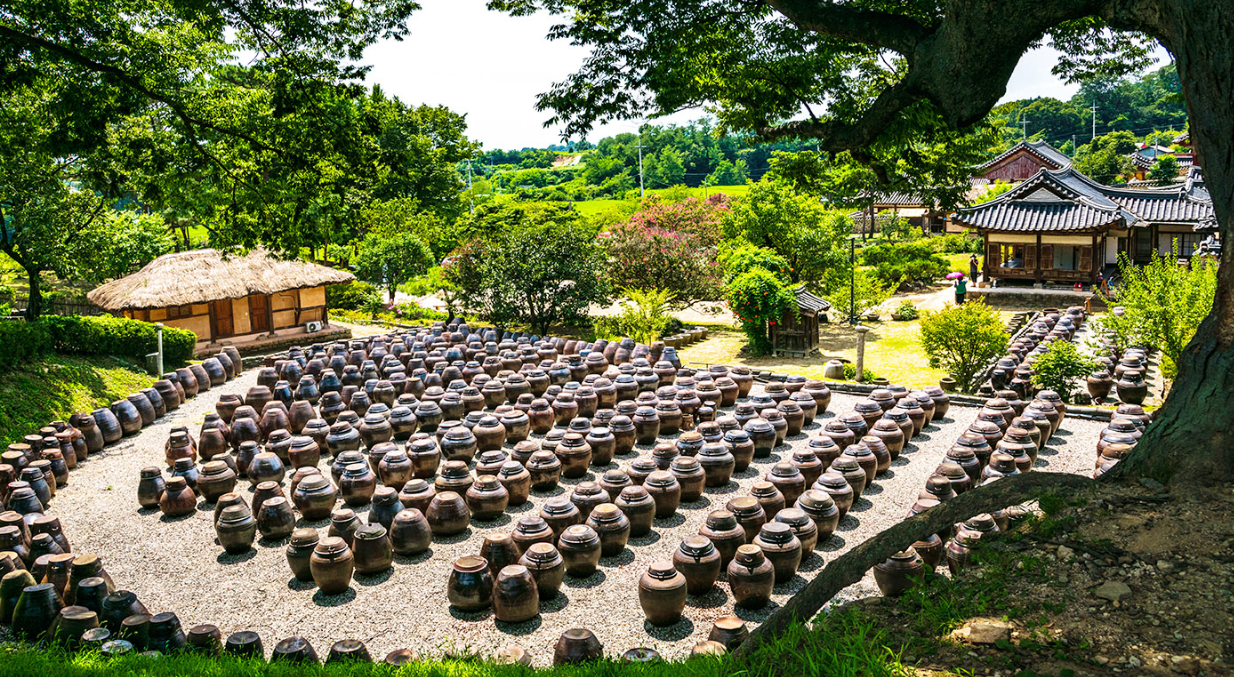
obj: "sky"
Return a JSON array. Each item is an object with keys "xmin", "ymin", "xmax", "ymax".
[{"xmin": 365, "ymin": 0, "xmax": 1166, "ymax": 150}]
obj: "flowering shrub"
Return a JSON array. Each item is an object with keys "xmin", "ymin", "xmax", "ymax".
[
  {"xmin": 726, "ymin": 268, "xmax": 796, "ymax": 356},
  {"xmin": 603, "ymin": 223, "xmax": 723, "ymax": 307}
]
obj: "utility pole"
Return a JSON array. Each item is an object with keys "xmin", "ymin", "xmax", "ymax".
[
  {"xmin": 1072, "ymin": 135, "xmax": 1077, "ymax": 157},
  {"xmin": 1091, "ymin": 102, "xmax": 1097, "ymax": 140},
  {"xmin": 1020, "ymin": 118, "xmax": 1030, "ymax": 140},
  {"xmin": 637, "ymin": 127, "xmax": 645, "ymax": 198},
  {"xmin": 466, "ymin": 160, "xmax": 473, "ymax": 214}
]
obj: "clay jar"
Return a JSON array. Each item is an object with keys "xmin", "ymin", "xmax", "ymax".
[
  {"xmin": 465, "ymin": 476, "xmax": 509, "ymax": 521},
  {"xmin": 638, "ymin": 561, "xmax": 687, "ymax": 626},
  {"xmin": 723, "ymin": 430, "xmax": 755, "ymax": 472},
  {"xmin": 557, "ymin": 525, "xmax": 602, "ymax": 577},
  {"xmin": 447, "ymin": 556, "xmax": 492, "ymax": 611},
  {"xmin": 829, "ymin": 456, "xmax": 868, "ymax": 497},
  {"xmin": 196, "ymin": 461, "xmax": 237, "ymax": 503},
  {"xmin": 407, "ymin": 435, "xmax": 441, "ymax": 479},
  {"xmin": 158, "ymin": 477, "xmax": 197, "ymax": 517},
  {"xmin": 554, "ymin": 628, "xmax": 603, "ymax": 666},
  {"xmin": 697, "ymin": 443, "xmax": 735, "ymax": 487},
  {"xmin": 493, "ymin": 565, "xmax": 539, "ymax": 623},
  {"xmin": 286, "ymin": 529, "xmax": 319, "ymax": 581},
  {"xmin": 257, "ymin": 497, "xmax": 297, "ymax": 540},
  {"xmin": 673, "ymin": 536, "xmax": 722, "ymax": 595},
  {"xmin": 292, "ymin": 474, "xmax": 338, "ymax": 520},
  {"xmin": 338, "ymin": 463, "xmax": 377, "ymax": 507},
  {"xmin": 310, "ymin": 537, "xmax": 354, "ymax": 595},
  {"xmin": 766, "ymin": 463, "xmax": 807, "ymax": 506},
  {"xmin": 727, "ymin": 545, "xmax": 775, "ymax": 608},
  {"xmin": 584, "ymin": 427, "xmax": 616, "ymax": 466},
  {"xmin": 389, "ymin": 509, "xmax": 432, "ymax": 555},
  {"xmin": 699, "ymin": 510, "xmax": 747, "ymax": 568},
  {"xmin": 749, "ymin": 481, "xmax": 786, "ymax": 521},
  {"xmin": 753, "ymin": 522, "xmax": 802, "ymax": 583},
  {"xmin": 352, "ymin": 524, "xmax": 393, "ymax": 575},
  {"xmin": 609, "ymin": 416, "xmax": 637, "ymax": 456},
  {"xmin": 215, "ymin": 504, "xmax": 257, "ymax": 554},
  {"xmin": 440, "ymin": 428, "xmax": 477, "ymax": 463},
  {"xmin": 526, "ymin": 452, "xmax": 562, "ymax": 491},
  {"xmin": 585, "ymin": 503, "xmax": 630, "ymax": 556},
  {"xmin": 425, "ymin": 492, "xmax": 470, "ymax": 536},
  {"xmin": 137, "ymin": 468, "xmax": 165, "ymax": 510},
  {"xmin": 873, "ymin": 548, "xmax": 925, "ymax": 597},
  {"xmin": 512, "ymin": 515, "xmax": 555, "ymax": 554},
  {"xmin": 796, "ymin": 490, "xmax": 841, "ymax": 542},
  {"xmin": 496, "ymin": 462, "xmax": 532, "ymax": 506},
  {"xmin": 612, "ymin": 486, "xmax": 655, "ymax": 537},
  {"xmin": 555, "ymin": 434, "xmax": 592, "ymax": 479},
  {"xmin": 669, "ymin": 457, "xmax": 705, "ymax": 502},
  {"xmin": 726, "ymin": 496, "xmax": 768, "ymax": 544},
  {"xmin": 518, "ymin": 543, "xmax": 565, "ymax": 599},
  {"xmin": 643, "ymin": 471, "xmax": 682, "ymax": 518}
]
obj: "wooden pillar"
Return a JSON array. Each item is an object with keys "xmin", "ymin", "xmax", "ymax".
[{"xmin": 1035, "ymin": 234, "xmax": 1043, "ymax": 284}]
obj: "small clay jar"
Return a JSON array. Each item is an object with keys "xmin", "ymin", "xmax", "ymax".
[
  {"xmin": 310, "ymin": 537, "xmax": 355, "ymax": 595},
  {"xmin": 585, "ymin": 504, "xmax": 630, "ymax": 557},
  {"xmin": 829, "ymin": 455, "xmax": 868, "ymax": 496},
  {"xmin": 699, "ymin": 510, "xmax": 746, "ymax": 568},
  {"xmin": 518, "ymin": 542, "xmax": 565, "ymax": 599},
  {"xmin": 285, "ymin": 529, "xmax": 319, "ymax": 581},
  {"xmin": 512, "ymin": 515, "xmax": 555, "ymax": 554},
  {"xmin": 708, "ymin": 616, "xmax": 749, "ymax": 652},
  {"xmin": 568, "ymin": 482, "xmax": 607, "ymax": 522},
  {"xmin": 753, "ymin": 522, "xmax": 802, "ymax": 583},
  {"xmin": 873, "ymin": 548, "xmax": 925, "ymax": 597},
  {"xmin": 425, "ymin": 491, "xmax": 470, "ymax": 536},
  {"xmin": 726, "ymin": 496, "xmax": 767, "ymax": 543},
  {"xmin": 496, "ymin": 462, "xmax": 532, "ymax": 506},
  {"xmin": 553, "ymin": 627, "xmax": 603, "ymax": 666},
  {"xmin": 727, "ymin": 545, "xmax": 775, "ymax": 608},
  {"xmin": 338, "ymin": 463, "xmax": 377, "ymax": 507},
  {"xmin": 638, "ymin": 560, "xmax": 687, "ymax": 626},
  {"xmin": 614, "ymin": 486, "xmax": 656, "ymax": 537},
  {"xmin": 599, "ymin": 469, "xmax": 632, "ymax": 502},
  {"xmin": 493, "ymin": 564, "xmax": 539, "ymax": 623},
  {"xmin": 352, "ymin": 524, "xmax": 393, "ymax": 575},
  {"xmin": 557, "ymin": 525, "xmax": 602, "ymax": 577},
  {"xmin": 870, "ymin": 419, "xmax": 906, "ymax": 460},
  {"xmin": 643, "ymin": 471, "xmax": 682, "ymax": 519},
  {"xmin": 527, "ymin": 399, "xmax": 555, "ymax": 434},
  {"xmin": 215, "ymin": 504, "xmax": 257, "ymax": 554},
  {"xmin": 795, "ymin": 490, "xmax": 841, "ymax": 542},
  {"xmin": 137, "ymin": 468, "xmax": 165, "ymax": 510},
  {"xmin": 555, "ymin": 434, "xmax": 593, "ymax": 479},
  {"xmin": 748, "ymin": 481, "xmax": 786, "ymax": 521},
  {"xmin": 673, "ymin": 536, "xmax": 722, "ymax": 595},
  {"xmin": 440, "ymin": 427, "xmax": 478, "ymax": 463},
  {"xmin": 447, "ymin": 556, "xmax": 492, "ymax": 612},
  {"xmin": 669, "ymin": 457, "xmax": 705, "ymax": 502},
  {"xmin": 466, "ymin": 475, "xmax": 510, "ymax": 521},
  {"xmin": 257, "ymin": 497, "xmax": 297, "ymax": 540},
  {"xmin": 158, "ymin": 477, "xmax": 197, "ymax": 518}
]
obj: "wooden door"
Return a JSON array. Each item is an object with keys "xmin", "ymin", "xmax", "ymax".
[
  {"xmin": 212, "ymin": 300, "xmax": 234, "ymax": 339},
  {"xmin": 249, "ymin": 295, "xmax": 270, "ymax": 333}
]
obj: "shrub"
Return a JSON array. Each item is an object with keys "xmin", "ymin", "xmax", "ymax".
[
  {"xmin": 326, "ymin": 282, "xmax": 382, "ymax": 311},
  {"xmin": 386, "ymin": 300, "xmax": 449, "ymax": 323},
  {"xmin": 726, "ymin": 268, "xmax": 796, "ymax": 356},
  {"xmin": 41, "ymin": 315, "xmax": 196, "ymax": 367},
  {"xmin": 601, "ymin": 219, "xmax": 724, "ymax": 308},
  {"xmin": 614, "ymin": 288, "xmax": 676, "ymax": 345},
  {"xmin": 892, "ymin": 301, "xmax": 919, "ymax": 321},
  {"xmin": 824, "ymin": 269, "xmax": 893, "ymax": 324},
  {"xmin": 919, "ymin": 301, "xmax": 1009, "ymax": 393},
  {"xmin": 0, "ymin": 321, "xmax": 51, "ymax": 371},
  {"xmin": 718, "ymin": 242, "xmax": 791, "ymax": 281},
  {"xmin": 842, "ymin": 362, "xmax": 878, "ymax": 383},
  {"xmin": 1032, "ymin": 340, "xmax": 1101, "ymax": 403},
  {"xmin": 861, "ymin": 240, "xmax": 951, "ymax": 287},
  {"xmin": 929, "ymin": 234, "xmax": 983, "ymax": 254}
]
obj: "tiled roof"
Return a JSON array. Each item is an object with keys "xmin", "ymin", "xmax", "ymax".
[
  {"xmin": 793, "ymin": 287, "xmax": 831, "ymax": 313},
  {"xmin": 980, "ymin": 140, "xmax": 1072, "ymax": 172},
  {"xmin": 954, "ymin": 166, "xmax": 1214, "ymax": 233}
]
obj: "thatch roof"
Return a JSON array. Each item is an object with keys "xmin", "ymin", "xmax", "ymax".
[{"xmin": 87, "ymin": 248, "xmax": 355, "ymax": 311}]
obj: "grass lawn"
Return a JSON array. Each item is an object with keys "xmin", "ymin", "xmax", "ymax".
[
  {"xmin": 570, "ymin": 185, "xmax": 752, "ymax": 218},
  {"xmin": 0, "ymin": 354, "xmax": 155, "ymax": 447}
]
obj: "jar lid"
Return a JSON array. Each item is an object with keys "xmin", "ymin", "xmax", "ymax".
[
  {"xmin": 758, "ymin": 521, "xmax": 794, "ymax": 544},
  {"xmin": 355, "ymin": 523, "xmax": 387, "ymax": 540},
  {"xmin": 542, "ymin": 498, "xmax": 576, "ymax": 516},
  {"xmin": 315, "ymin": 536, "xmax": 349, "ymax": 554},
  {"xmin": 816, "ymin": 472, "xmax": 850, "ymax": 489},
  {"xmin": 727, "ymin": 496, "xmax": 760, "ymax": 515},
  {"xmin": 515, "ymin": 515, "xmax": 549, "ymax": 532},
  {"xmin": 679, "ymin": 535, "xmax": 715, "ymax": 558},
  {"xmin": 770, "ymin": 462, "xmax": 799, "ymax": 478},
  {"xmin": 290, "ymin": 528, "xmax": 319, "ymax": 546},
  {"xmin": 705, "ymin": 509, "xmax": 737, "ymax": 529},
  {"xmin": 645, "ymin": 470, "xmax": 677, "ymax": 487},
  {"xmin": 559, "ymin": 524, "xmax": 599, "ymax": 545},
  {"xmin": 733, "ymin": 544, "xmax": 763, "ymax": 565},
  {"xmin": 646, "ymin": 560, "xmax": 678, "ymax": 580},
  {"xmin": 589, "ymin": 503, "xmax": 621, "ymax": 521}
]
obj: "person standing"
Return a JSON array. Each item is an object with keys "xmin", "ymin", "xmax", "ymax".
[
  {"xmin": 969, "ymin": 253, "xmax": 979, "ymax": 283},
  {"xmin": 954, "ymin": 275, "xmax": 967, "ymax": 305}
]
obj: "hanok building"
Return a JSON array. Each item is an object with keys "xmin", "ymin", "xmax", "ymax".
[
  {"xmin": 978, "ymin": 140, "xmax": 1073, "ymax": 181},
  {"xmin": 87, "ymin": 248, "xmax": 354, "ymax": 354},
  {"xmin": 954, "ymin": 166, "xmax": 1216, "ymax": 286},
  {"xmin": 769, "ymin": 287, "xmax": 831, "ymax": 358}
]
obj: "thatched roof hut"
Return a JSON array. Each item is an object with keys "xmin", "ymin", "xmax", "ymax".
[{"xmin": 88, "ymin": 248, "xmax": 354, "ymax": 349}]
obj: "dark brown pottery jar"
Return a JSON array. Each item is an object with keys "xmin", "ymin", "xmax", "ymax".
[
  {"xmin": 447, "ymin": 555, "xmax": 492, "ymax": 612},
  {"xmin": 726, "ymin": 496, "xmax": 767, "ymax": 543},
  {"xmin": 796, "ymin": 489, "xmax": 841, "ymax": 542},
  {"xmin": 158, "ymin": 477, "xmax": 196, "ymax": 518},
  {"xmin": 518, "ymin": 542, "xmax": 565, "ymax": 599},
  {"xmin": 699, "ymin": 510, "xmax": 746, "ymax": 568},
  {"xmin": 257, "ymin": 497, "xmax": 297, "ymax": 540},
  {"xmin": 465, "ymin": 476, "xmax": 509, "ymax": 521},
  {"xmin": 774, "ymin": 507, "xmax": 819, "ymax": 553},
  {"xmin": 553, "ymin": 628, "xmax": 603, "ymax": 666},
  {"xmin": 493, "ymin": 564, "xmax": 539, "ymax": 623},
  {"xmin": 643, "ymin": 471, "xmax": 682, "ymax": 518},
  {"xmin": 614, "ymin": 486, "xmax": 656, "ymax": 537},
  {"xmin": 425, "ymin": 491, "xmax": 470, "ymax": 536},
  {"xmin": 285, "ymin": 529, "xmax": 319, "ymax": 581},
  {"xmin": 512, "ymin": 515, "xmax": 555, "ymax": 555},
  {"xmin": 873, "ymin": 548, "xmax": 926, "ymax": 597},
  {"xmin": 749, "ymin": 481, "xmax": 786, "ymax": 521},
  {"xmin": 727, "ymin": 545, "xmax": 774, "ymax": 608},
  {"xmin": 638, "ymin": 560, "xmax": 687, "ymax": 626},
  {"xmin": 352, "ymin": 524, "xmax": 393, "ymax": 575},
  {"xmin": 673, "ymin": 536, "xmax": 722, "ymax": 595},
  {"xmin": 585, "ymin": 503, "xmax": 630, "ymax": 557},
  {"xmin": 310, "ymin": 536, "xmax": 354, "ymax": 595},
  {"xmin": 753, "ymin": 522, "xmax": 802, "ymax": 583},
  {"xmin": 526, "ymin": 452, "xmax": 562, "ymax": 491},
  {"xmin": 389, "ymin": 509, "xmax": 432, "ymax": 556},
  {"xmin": 669, "ymin": 456, "xmax": 705, "ymax": 502},
  {"xmin": 215, "ymin": 504, "xmax": 257, "ymax": 554},
  {"xmin": 557, "ymin": 525, "xmax": 602, "ymax": 577}
]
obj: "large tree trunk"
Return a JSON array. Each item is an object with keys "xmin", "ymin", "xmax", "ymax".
[
  {"xmin": 1108, "ymin": 0, "xmax": 1234, "ymax": 486},
  {"xmin": 24, "ymin": 268, "xmax": 44, "ymax": 321}
]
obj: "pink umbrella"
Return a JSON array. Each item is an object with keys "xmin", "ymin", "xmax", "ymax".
[{"xmin": 945, "ymin": 272, "xmax": 965, "ymax": 280}]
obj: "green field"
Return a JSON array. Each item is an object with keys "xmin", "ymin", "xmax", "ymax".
[{"xmin": 571, "ymin": 184, "xmax": 752, "ymax": 217}]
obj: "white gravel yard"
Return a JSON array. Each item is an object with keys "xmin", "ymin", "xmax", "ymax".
[{"xmin": 48, "ymin": 370, "xmax": 1104, "ymax": 665}]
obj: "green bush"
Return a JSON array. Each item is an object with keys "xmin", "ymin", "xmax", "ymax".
[
  {"xmin": 326, "ymin": 281, "xmax": 382, "ymax": 311},
  {"xmin": 0, "ymin": 321, "xmax": 52, "ymax": 371},
  {"xmin": 42, "ymin": 315, "xmax": 196, "ymax": 367},
  {"xmin": 861, "ymin": 241, "xmax": 951, "ymax": 288},
  {"xmin": 929, "ymin": 234, "xmax": 983, "ymax": 254},
  {"xmin": 726, "ymin": 268, "xmax": 796, "ymax": 356},
  {"xmin": 892, "ymin": 300, "xmax": 919, "ymax": 321},
  {"xmin": 842, "ymin": 362, "xmax": 878, "ymax": 383}
]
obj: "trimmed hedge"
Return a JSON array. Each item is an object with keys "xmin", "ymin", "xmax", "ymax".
[
  {"xmin": 41, "ymin": 315, "xmax": 197, "ymax": 367},
  {"xmin": 0, "ymin": 321, "xmax": 52, "ymax": 371}
]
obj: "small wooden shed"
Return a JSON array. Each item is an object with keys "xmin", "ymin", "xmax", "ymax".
[
  {"xmin": 87, "ymin": 248, "xmax": 354, "ymax": 353},
  {"xmin": 770, "ymin": 287, "xmax": 830, "ymax": 357}
]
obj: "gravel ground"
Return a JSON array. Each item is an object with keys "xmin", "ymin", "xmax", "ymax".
[{"xmin": 49, "ymin": 370, "xmax": 1104, "ymax": 664}]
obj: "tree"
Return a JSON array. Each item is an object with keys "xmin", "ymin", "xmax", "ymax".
[
  {"xmin": 655, "ymin": 147, "xmax": 686, "ymax": 187},
  {"xmin": 449, "ymin": 218, "xmax": 610, "ymax": 335},
  {"xmin": 601, "ymin": 221, "xmax": 724, "ymax": 309},
  {"xmin": 71, "ymin": 211, "xmax": 175, "ymax": 285},
  {"xmin": 1032, "ymin": 340, "xmax": 1101, "ymax": 403},
  {"xmin": 725, "ymin": 267, "xmax": 796, "ymax": 356},
  {"xmin": 354, "ymin": 231, "xmax": 435, "ymax": 301},
  {"xmin": 496, "ymin": 0, "xmax": 1234, "ymax": 650},
  {"xmin": 1149, "ymin": 154, "xmax": 1181, "ymax": 185},
  {"xmin": 1073, "ymin": 131, "xmax": 1139, "ymax": 183},
  {"xmin": 824, "ymin": 269, "xmax": 893, "ymax": 324},
  {"xmin": 860, "ymin": 241, "xmax": 951, "ymax": 289},
  {"xmin": 707, "ymin": 159, "xmax": 748, "ymax": 186},
  {"xmin": 614, "ymin": 287, "xmax": 676, "ymax": 345},
  {"xmin": 919, "ymin": 301, "xmax": 1009, "ymax": 393},
  {"xmin": 721, "ymin": 179, "xmax": 851, "ymax": 290},
  {"xmin": 1098, "ymin": 249, "xmax": 1217, "ymax": 373}
]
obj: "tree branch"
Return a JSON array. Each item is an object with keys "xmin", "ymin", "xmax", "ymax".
[
  {"xmin": 733, "ymin": 470, "xmax": 1097, "ymax": 658},
  {"xmin": 764, "ymin": 0, "xmax": 931, "ymax": 54}
]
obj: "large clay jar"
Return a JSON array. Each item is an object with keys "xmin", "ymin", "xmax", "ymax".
[
  {"xmin": 774, "ymin": 507, "xmax": 819, "ymax": 554},
  {"xmin": 512, "ymin": 515, "xmax": 555, "ymax": 555},
  {"xmin": 440, "ymin": 428, "xmax": 478, "ymax": 463},
  {"xmin": 447, "ymin": 556, "xmax": 492, "ymax": 611},
  {"xmin": 796, "ymin": 490, "xmax": 841, "ymax": 542},
  {"xmin": 367, "ymin": 487, "xmax": 403, "ymax": 530},
  {"xmin": 397, "ymin": 479, "xmax": 436, "ymax": 516},
  {"xmin": 874, "ymin": 548, "xmax": 926, "ymax": 597},
  {"xmin": 407, "ymin": 435, "xmax": 441, "ymax": 479},
  {"xmin": 310, "ymin": 537, "xmax": 354, "ymax": 594},
  {"xmin": 632, "ymin": 407, "xmax": 661, "ymax": 446},
  {"xmin": 744, "ymin": 419, "xmax": 777, "ymax": 458},
  {"xmin": 726, "ymin": 496, "xmax": 767, "ymax": 544},
  {"xmin": 12, "ymin": 582, "xmax": 63, "ymax": 639},
  {"xmin": 555, "ymin": 434, "xmax": 593, "ymax": 479},
  {"xmin": 465, "ymin": 476, "xmax": 509, "ymax": 521},
  {"xmin": 248, "ymin": 452, "xmax": 286, "ymax": 485},
  {"xmin": 286, "ymin": 529, "xmax": 319, "ymax": 581},
  {"xmin": 609, "ymin": 416, "xmax": 637, "ymax": 456},
  {"xmin": 425, "ymin": 491, "xmax": 470, "ymax": 536},
  {"xmin": 669, "ymin": 457, "xmax": 705, "ymax": 502},
  {"xmin": 256, "ymin": 497, "xmax": 297, "ymax": 540},
  {"xmin": 215, "ymin": 504, "xmax": 257, "ymax": 554},
  {"xmin": 673, "ymin": 536, "xmax": 722, "ymax": 595},
  {"xmin": 158, "ymin": 477, "xmax": 197, "ymax": 517},
  {"xmin": 495, "ymin": 461, "xmax": 531, "ymax": 506},
  {"xmin": 753, "ymin": 522, "xmax": 802, "ymax": 583},
  {"xmin": 727, "ymin": 545, "xmax": 775, "ymax": 608},
  {"xmin": 747, "ymin": 481, "xmax": 785, "ymax": 522},
  {"xmin": 554, "ymin": 628, "xmax": 603, "ymax": 666},
  {"xmin": 110, "ymin": 399, "xmax": 143, "ymax": 436},
  {"xmin": 643, "ymin": 471, "xmax": 682, "ymax": 518},
  {"xmin": 585, "ymin": 504, "xmax": 630, "ymax": 557},
  {"xmin": 829, "ymin": 455, "xmax": 868, "ymax": 497},
  {"xmin": 614, "ymin": 486, "xmax": 656, "ymax": 537},
  {"xmin": 292, "ymin": 474, "xmax": 338, "ymax": 521},
  {"xmin": 638, "ymin": 560, "xmax": 687, "ymax": 626},
  {"xmin": 699, "ymin": 510, "xmax": 746, "ymax": 568},
  {"xmin": 493, "ymin": 565, "xmax": 539, "ymax": 623},
  {"xmin": 388, "ymin": 509, "xmax": 432, "ymax": 556},
  {"xmin": 338, "ymin": 463, "xmax": 377, "ymax": 507},
  {"xmin": 766, "ymin": 462, "xmax": 807, "ymax": 506},
  {"xmin": 526, "ymin": 452, "xmax": 562, "ymax": 491},
  {"xmin": 136, "ymin": 468, "xmax": 165, "ymax": 510},
  {"xmin": 1116, "ymin": 369, "xmax": 1148, "ymax": 405},
  {"xmin": 352, "ymin": 524, "xmax": 393, "ymax": 575},
  {"xmin": 557, "ymin": 525, "xmax": 602, "ymax": 577},
  {"xmin": 196, "ymin": 461, "xmax": 237, "ymax": 503},
  {"xmin": 518, "ymin": 543, "xmax": 565, "ymax": 599}
]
